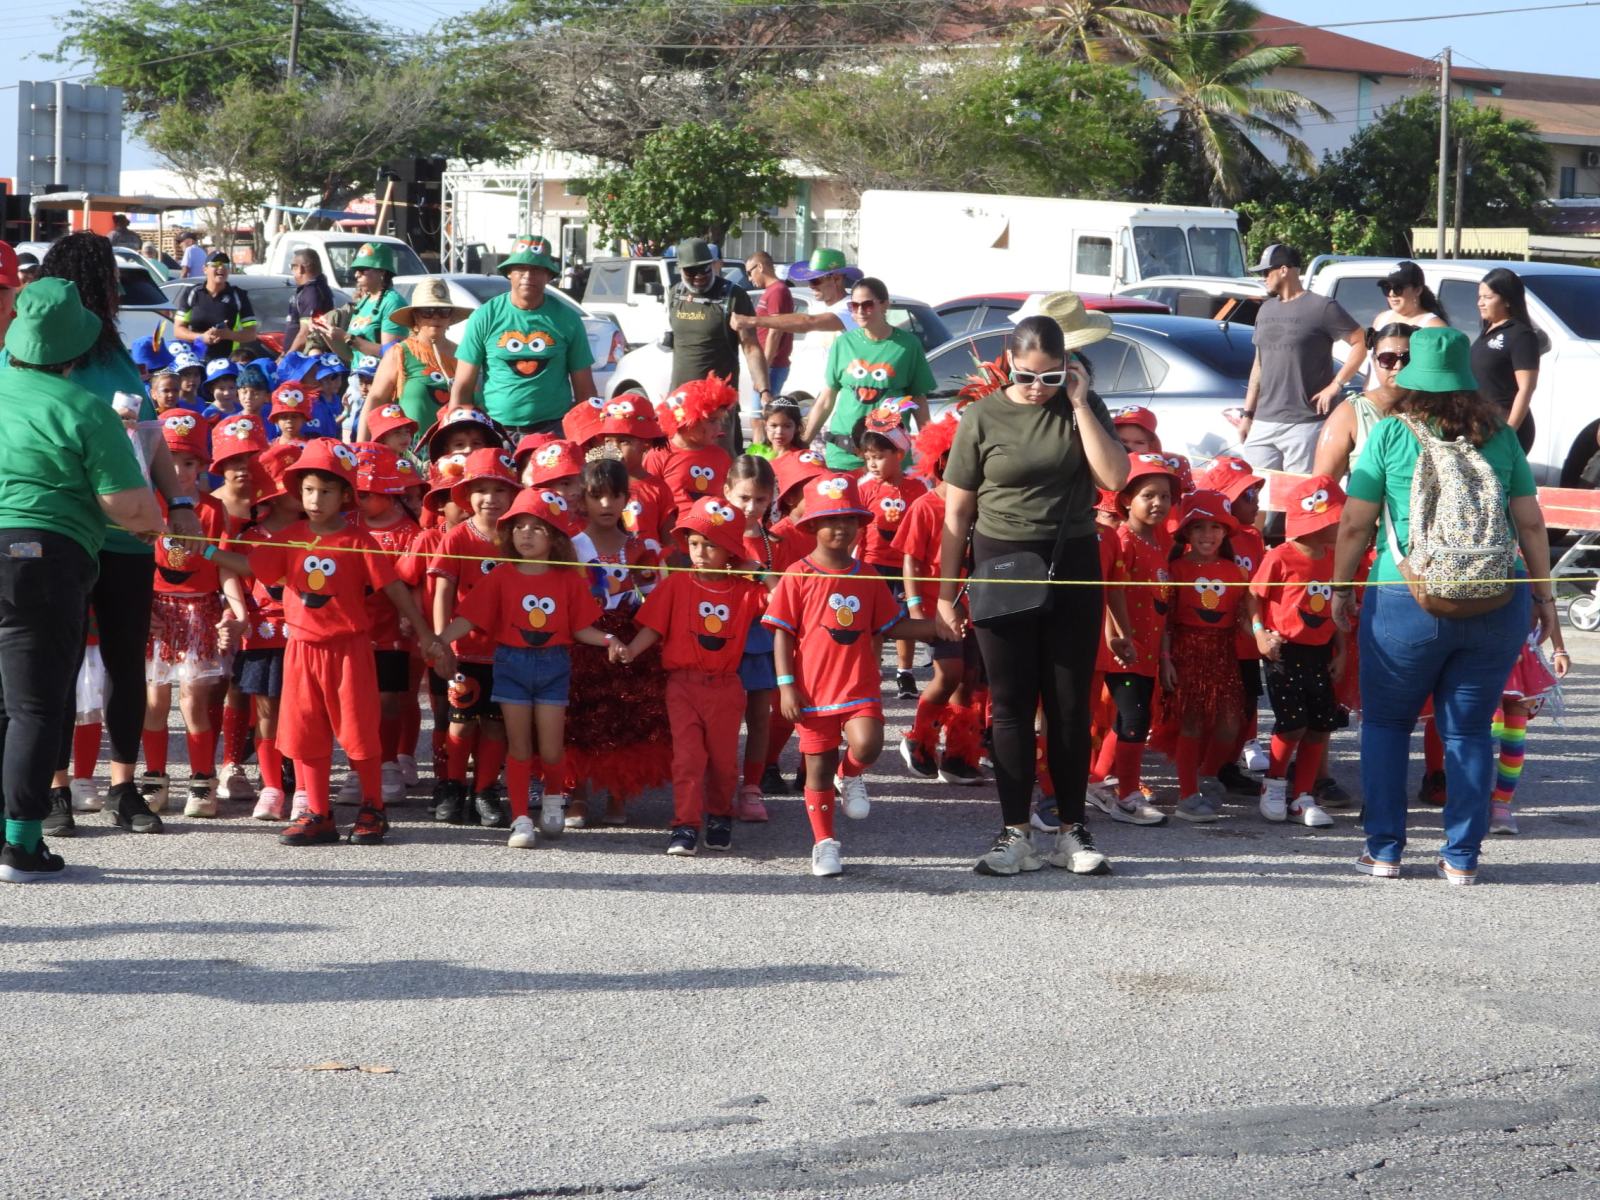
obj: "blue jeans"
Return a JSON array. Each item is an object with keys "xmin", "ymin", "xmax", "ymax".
[{"xmin": 1358, "ymin": 580, "xmax": 1530, "ymax": 870}]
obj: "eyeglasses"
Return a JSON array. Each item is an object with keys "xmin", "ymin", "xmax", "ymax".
[
  {"xmin": 682, "ymin": 265, "xmax": 713, "ymax": 278},
  {"xmin": 1375, "ymin": 351, "xmax": 1411, "ymax": 370},
  {"xmin": 848, "ymin": 299, "xmax": 878, "ymax": 312},
  {"xmin": 1010, "ymin": 368, "xmax": 1068, "ymax": 387}
]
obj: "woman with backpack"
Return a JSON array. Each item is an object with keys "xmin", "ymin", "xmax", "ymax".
[{"xmin": 1330, "ymin": 326, "xmax": 1557, "ymax": 887}]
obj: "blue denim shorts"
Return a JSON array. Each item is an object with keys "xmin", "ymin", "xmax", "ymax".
[
  {"xmin": 739, "ymin": 650, "xmax": 777, "ymax": 692},
  {"xmin": 491, "ymin": 644, "xmax": 572, "ymax": 707}
]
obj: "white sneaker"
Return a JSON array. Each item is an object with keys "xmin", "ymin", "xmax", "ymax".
[
  {"xmin": 1045, "ymin": 823, "xmax": 1111, "ymax": 875},
  {"xmin": 69, "ymin": 778, "xmax": 102, "ymax": 813},
  {"xmin": 1084, "ymin": 779, "xmax": 1118, "ymax": 815},
  {"xmin": 1111, "ymin": 788, "xmax": 1167, "ymax": 826},
  {"xmin": 184, "ymin": 776, "xmax": 219, "ymax": 818},
  {"xmin": 139, "ymin": 772, "xmax": 170, "ymax": 814},
  {"xmin": 974, "ymin": 827, "xmax": 1044, "ymax": 876},
  {"xmin": 507, "ymin": 815, "xmax": 538, "ymax": 849},
  {"xmin": 1259, "ymin": 777, "xmax": 1288, "ymax": 822},
  {"xmin": 338, "ymin": 771, "xmax": 362, "ymax": 803},
  {"xmin": 1289, "ymin": 793, "xmax": 1335, "ymax": 828},
  {"xmin": 811, "ymin": 838, "xmax": 843, "ymax": 877},
  {"xmin": 1241, "ymin": 740, "xmax": 1270, "ymax": 773},
  {"xmin": 252, "ymin": 787, "xmax": 287, "ymax": 821},
  {"xmin": 220, "ymin": 762, "xmax": 254, "ymax": 801},
  {"xmin": 381, "ymin": 761, "xmax": 405, "ymax": 803},
  {"xmin": 290, "ymin": 790, "xmax": 310, "ymax": 821},
  {"xmin": 398, "ymin": 754, "xmax": 420, "ymax": 788},
  {"xmin": 835, "ymin": 772, "xmax": 870, "ymax": 820},
  {"xmin": 539, "ymin": 793, "xmax": 566, "ymax": 839}
]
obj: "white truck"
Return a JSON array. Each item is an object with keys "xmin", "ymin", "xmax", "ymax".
[
  {"xmin": 857, "ymin": 189, "xmax": 1247, "ymax": 306},
  {"xmin": 249, "ymin": 231, "xmax": 427, "ymax": 289}
]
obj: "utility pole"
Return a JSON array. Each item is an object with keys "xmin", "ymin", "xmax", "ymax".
[
  {"xmin": 1452, "ymin": 137, "xmax": 1468, "ymax": 257},
  {"xmin": 287, "ymin": 0, "xmax": 305, "ymax": 81},
  {"xmin": 1436, "ymin": 47, "xmax": 1451, "ymax": 259}
]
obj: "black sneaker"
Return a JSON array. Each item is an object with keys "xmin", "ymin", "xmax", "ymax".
[
  {"xmin": 432, "ymin": 779, "xmax": 466, "ymax": 824},
  {"xmin": 473, "ymin": 784, "xmax": 510, "ymax": 828},
  {"xmin": 895, "ymin": 670, "xmax": 918, "ymax": 700},
  {"xmin": 43, "ymin": 787, "xmax": 76, "ymax": 837},
  {"xmin": 348, "ymin": 803, "xmax": 390, "ymax": 845},
  {"xmin": 899, "ymin": 735, "xmax": 938, "ymax": 778},
  {"xmin": 1315, "ymin": 776, "xmax": 1354, "ymax": 809},
  {"xmin": 759, "ymin": 764, "xmax": 788, "ymax": 795},
  {"xmin": 110, "ymin": 782, "xmax": 163, "ymax": 834},
  {"xmin": 666, "ymin": 825, "xmax": 699, "ymax": 856},
  {"xmin": 937, "ymin": 757, "xmax": 983, "ymax": 786},
  {"xmin": 704, "ymin": 814, "xmax": 733, "ymax": 851},
  {"xmin": 459, "ymin": 780, "xmax": 481, "ymax": 826},
  {"xmin": 0, "ymin": 839, "xmax": 66, "ymax": 883},
  {"xmin": 1218, "ymin": 762, "xmax": 1263, "ymax": 796}
]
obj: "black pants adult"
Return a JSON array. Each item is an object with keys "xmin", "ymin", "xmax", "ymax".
[
  {"xmin": 971, "ymin": 531, "xmax": 1103, "ymax": 828},
  {"xmin": 55, "ymin": 550, "xmax": 155, "ymax": 772},
  {"xmin": 0, "ymin": 530, "xmax": 96, "ymax": 823}
]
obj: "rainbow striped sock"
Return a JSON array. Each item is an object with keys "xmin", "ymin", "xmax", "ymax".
[{"xmin": 1491, "ymin": 712, "xmax": 1528, "ymax": 807}]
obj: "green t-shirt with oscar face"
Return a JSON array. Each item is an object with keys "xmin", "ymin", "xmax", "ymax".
[
  {"xmin": 456, "ymin": 291, "xmax": 595, "ymax": 427},
  {"xmin": 821, "ymin": 326, "xmax": 936, "ymax": 470},
  {"xmin": 348, "ymin": 288, "xmax": 405, "ymax": 369}
]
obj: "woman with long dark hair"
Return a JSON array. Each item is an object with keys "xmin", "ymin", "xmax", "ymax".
[
  {"xmin": 937, "ymin": 297, "xmax": 1128, "ymax": 878},
  {"xmin": 1472, "ymin": 267, "xmax": 1541, "ymax": 453}
]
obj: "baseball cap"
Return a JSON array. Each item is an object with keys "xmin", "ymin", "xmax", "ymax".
[{"xmin": 1248, "ymin": 243, "xmax": 1302, "ymax": 274}]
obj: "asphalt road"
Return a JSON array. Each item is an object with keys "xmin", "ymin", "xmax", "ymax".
[{"xmin": 4, "ymin": 632, "xmax": 1598, "ymax": 1199}]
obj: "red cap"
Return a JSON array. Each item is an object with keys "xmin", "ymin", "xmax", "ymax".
[
  {"xmin": 450, "ymin": 446, "xmax": 521, "ymax": 508},
  {"xmin": 657, "ymin": 374, "xmax": 737, "ymax": 436},
  {"xmin": 420, "ymin": 405, "xmax": 507, "ymax": 460},
  {"xmin": 675, "ymin": 495, "xmax": 748, "ymax": 562},
  {"xmin": 209, "ymin": 414, "xmax": 269, "ymax": 472},
  {"xmin": 513, "ymin": 431, "xmax": 559, "ymax": 467},
  {"xmin": 1170, "ymin": 489, "xmax": 1240, "ymax": 537},
  {"xmin": 271, "ymin": 381, "xmax": 313, "ymax": 415},
  {"xmin": 1284, "ymin": 474, "xmax": 1346, "ymax": 538},
  {"xmin": 1197, "ymin": 454, "xmax": 1263, "ymax": 503},
  {"xmin": 794, "ymin": 473, "xmax": 871, "ymax": 528},
  {"xmin": 368, "ymin": 403, "xmax": 418, "ymax": 442},
  {"xmin": 773, "ymin": 449, "xmax": 829, "ymax": 506},
  {"xmin": 500, "ymin": 484, "xmax": 584, "ymax": 538},
  {"xmin": 284, "ymin": 439, "xmax": 362, "ymax": 509},
  {"xmin": 159, "ymin": 410, "xmax": 209, "ymax": 461},
  {"xmin": 528, "ymin": 439, "xmax": 583, "ymax": 485},
  {"xmin": 0, "ymin": 241, "xmax": 20, "ymax": 290}
]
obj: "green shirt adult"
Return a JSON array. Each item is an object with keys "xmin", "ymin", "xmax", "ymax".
[
  {"xmin": 1347, "ymin": 415, "xmax": 1535, "ymax": 584},
  {"xmin": 821, "ymin": 326, "xmax": 936, "ymax": 471},
  {"xmin": 457, "ymin": 291, "xmax": 594, "ymax": 428},
  {"xmin": 393, "ymin": 341, "xmax": 454, "ymax": 429},
  {"xmin": 348, "ymin": 288, "xmax": 405, "ymax": 368},
  {"xmin": 944, "ymin": 386, "xmax": 1118, "ymax": 543},
  {"xmin": 0, "ymin": 366, "xmax": 149, "ymax": 558}
]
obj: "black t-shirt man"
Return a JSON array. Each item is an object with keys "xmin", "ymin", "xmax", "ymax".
[
  {"xmin": 176, "ymin": 281, "xmax": 257, "ymax": 337},
  {"xmin": 668, "ymin": 275, "xmax": 755, "ymax": 390}
]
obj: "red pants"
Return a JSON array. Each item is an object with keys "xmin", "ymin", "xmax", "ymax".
[
  {"xmin": 278, "ymin": 634, "xmax": 381, "ymax": 763},
  {"xmin": 667, "ymin": 670, "xmax": 744, "ymax": 827}
]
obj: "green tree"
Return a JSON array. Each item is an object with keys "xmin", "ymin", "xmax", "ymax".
[
  {"xmin": 1033, "ymin": 0, "xmax": 1174, "ymax": 63},
  {"xmin": 53, "ymin": 0, "xmax": 385, "ymax": 122},
  {"xmin": 577, "ymin": 122, "xmax": 794, "ymax": 252},
  {"xmin": 1235, "ymin": 199, "xmax": 1385, "ymax": 261},
  {"xmin": 1137, "ymin": 0, "xmax": 1330, "ymax": 202}
]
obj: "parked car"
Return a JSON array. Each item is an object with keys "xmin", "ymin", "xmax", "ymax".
[
  {"xmin": 394, "ymin": 273, "xmax": 627, "ymax": 398},
  {"xmin": 250, "ymin": 231, "xmax": 426, "ymax": 287},
  {"xmin": 605, "ymin": 294, "xmax": 952, "ymax": 409},
  {"xmin": 1115, "ymin": 275, "xmax": 1267, "ymax": 324},
  {"xmin": 925, "ymin": 314, "xmax": 1256, "ymax": 462},
  {"xmin": 113, "ymin": 245, "xmax": 172, "ymax": 284},
  {"xmin": 582, "ymin": 257, "xmax": 753, "ymax": 347},
  {"xmin": 936, "ymin": 291, "xmax": 1169, "ymax": 338},
  {"xmin": 1305, "ymin": 257, "xmax": 1600, "ymax": 486},
  {"xmin": 118, "ymin": 273, "xmax": 352, "ymax": 355}
]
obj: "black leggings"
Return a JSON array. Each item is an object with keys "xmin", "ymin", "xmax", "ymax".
[
  {"xmin": 57, "ymin": 550, "xmax": 155, "ymax": 771},
  {"xmin": 1105, "ymin": 673, "xmax": 1156, "ymax": 743},
  {"xmin": 971, "ymin": 532, "xmax": 1102, "ymax": 827}
]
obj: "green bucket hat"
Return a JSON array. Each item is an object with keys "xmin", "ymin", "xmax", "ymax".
[
  {"xmin": 497, "ymin": 234, "xmax": 561, "ymax": 276},
  {"xmin": 349, "ymin": 241, "xmax": 397, "ymax": 274},
  {"xmin": 1395, "ymin": 325, "xmax": 1478, "ymax": 394},
  {"xmin": 3, "ymin": 277, "xmax": 102, "ymax": 366}
]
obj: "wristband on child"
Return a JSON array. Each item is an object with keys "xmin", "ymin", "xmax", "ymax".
[
  {"xmin": 906, "ymin": 596, "xmax": 923, "ymax": 607},
  {"xmin": 1251, "ymin": 619, "xmax": 1266, "ymax": 634},
  {"xmin": 776, "ymin": 674, "xmax": 796, "ymax": 686},
  {"xmin": 201, "ymin": 544, "xmax": 218, "ymax": 561}
]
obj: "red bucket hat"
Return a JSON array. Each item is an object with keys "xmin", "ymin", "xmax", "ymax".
[
  {"xmin": 284, "ymin": 438, "xmax": 361, "ymax": 509},
  {"xmin": 159, "ymin": 410, "xmax": 209, "ymax": 460},
  {"xmin": 1119, "ymin": 451, "xmax": 1180, "ymax": 514},
  {"xmin": 1284, "ymin": 474, "xmax": 1346, "ymax": 538},
  {"xmin": 513, "ymin": 431, "xmax": 559, "ymax": 468},
  {"xmin": 594, "ymin": 393, "xmax": 664, "ymax": 443},
  {"xmin": 1111, "ymin": 405, "xmax": 1160, "ymax": 442},
  {"xmin": 528, "ymin": 439, "xmax": 584, "ymax": 485},
  {"xmin": 420, "ymin": 406, "xmax": 509, "ymax": 460},
  {"xmin": 1197, "ymin": 454, "xmax": 1263, "ymax": 503},
  {"xmin": 676, "ymin": 495, "xmax": 748, "ymax": 562},
  {"xmin": 368, "ymin": 402, "xmax": 418, "ymax": 443},
  {"xmin": 450, "ymin": 446, "xmax": 521, "ymax": 508},
  {"xmin": 352, "ymin": 442, "xmax": 401, "ymax": 494},
  {"xmin": 794, "ymin": 473, "xmax": 871, "ymax": 528},
  {"xmin": 209, "ymin": 414, "xmax": 268, "ymax": 472},
  {"xmin": 657, "ymin": 374, "xmax": 737, "ymax": 437},
  {"xmin": 423, "ymin": 451, "xmax": 471, "ymax": 513},
  {"xmin": 1170, "ymin": 489, "xmax": 1240, "ymax": 537},
  {"xmin": 252, "ymin": 441, "xmax": 305, "ymax": 507},
  {"xmin": 561, "ymin": 396, "xmax": 607, "ymax": 445},
  {"xmin": 390, "ymin": 454, "xmax": 424, "ymax": 495},
  {"xmin": 270, "ymin": 381, "xmax": 313, "ymax": 417},
  {"xmin": 500, "ymin": 484, "xmax": 584, "ymax": 538},
  {"xmin": 773, "ymin": 449, "xmax": 829, "ymax": 507}
]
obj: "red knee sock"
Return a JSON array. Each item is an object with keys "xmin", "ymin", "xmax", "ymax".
[
  {"xmin": 543, "ymin": 755, "xmax": 566, "ymax": 795},
  {"xmin": 506, "ymin": 756, "xmax": 532, "ymax": 820},
  {"xmin": 473, "ymin": 738, "xmax": 507, "ymax": 792},
  {"xmin": 804, "ymin": 787, "xmax": 836, "ymax": 841},
  {"xmin": 1176, "ymin": 734, "xmax": 1202, "ymax": 797},
  {"xmin": 943, "ymin": 702, "xmax": 983, "ymax": 764},
  {"xmin": 839, "ymin": 749, "xmax": 869, "ymax": 779},
  {"xmin": 186, "ymin": 729, "xmax": 216, "ymax": 777},
  {"xmin": 1268, "ymin": 734, "xmax": 1297, "ymax": 780},
  {"xmin": 741, "ymin": 753, "xmax": 765, "ymax": 790},
  {"xmin": 765, "ymin": 711, "xmax": 794, "ymax": 768},
  {"xmin": 1423, "ymin": 719, "xmax": 1444, "ymax": 773},
  {"xmin": 351, "ymin": 757, "xmax": 384, "ymax": 806},
  {"xmin": 1203, "ymin": 735, "xmax": 1235, "ymax": 779},
  {"xmin": 1091, "ymin": 732, "xmax": 1118, "ymax": 783},
  {"xmin": 1292, "ymin": 740, "xmax": 1327, "ymax": 798},
  {"xmin": 257, "ymin": 736, "xmax": 284, "ymax": 791},
  {"xmin": 907, "ymin": 697, "xmax": 948, "ymax": 751},
  {"xmin": 445, "ymin": 731, "xmax": 474, "ymax": 783},
  {"xmin": 221, "ymin": 702, "xmax": 248, "ymax": 766},
  {"xmin": 1113, "ymin": 739, "xmax": 1145, "ymax": 799},
  {"xmin": 72, "ymin": 722, "xmax": 101, "ymax": 780},
  {"xmin": 379, "ymin": 714, "xmax": 402, "ymax": 764},
  {"xmin": 299, "ymin": 756, "xmax": 332, "ymax": 815},
  {"xmin": 142, "ymin": 728, "xmax": 168, "ymax": 776}
]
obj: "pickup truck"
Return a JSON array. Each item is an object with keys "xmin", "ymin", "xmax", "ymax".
[
  {"xmin": 580, "ymin": 257, "xmax": 750, "ymax": 347},
  {"xmin": 250, "ymin": 231, "xmax": 427, "ymax": 288}
]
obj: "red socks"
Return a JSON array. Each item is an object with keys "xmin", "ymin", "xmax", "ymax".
[
  {"xmin": 445, "ymin": 731, "xmax": 474, "ymax": 782},
  {"xmin": 765, "ymin": 711, "xmax": 795, "ymax": 768},
  {"xmin": 351, "ymin": 757, "xmax": 384, "ymax": 806},
  {"xmin": 221, "ymin": 701, "xmax": 248, "ymax": 766},
  {"xmin": 299, "ymin": 756, "xmax": 332, "ymax": 815},
  {"xmin": 257, "ymin": 736, "xmax": 284, "ymax": 791},
  {"xmin": 506, "ymin": 756, "xmax": 532, "ymax": 820},
  {"xmin": 1175, "ymin": 734, "xmax": 1202, "ymax": 797},
  {"xmin": 1291, "ymin": 740, "xmax": 1327, "ymax": 797},
  {"xmin": 473, "ymin": 738, "xmax": 507, "ymax": 793},
  {"xmin": 1268, "ymin": 733, "xmax": 1297, "ymax": 779},
  {"xmin": 943, "ymin": 702, "xmax": 983, "ymax": 764},
  {"xmin": 1423, "ymin": 719, "xmax": 1444, "ymax": 773},
  {"xmin": 839, "ymin": 749, "xmax": 869, "ymax": 780},
  {"xmin": 380, "ymin": 715, "xmax": 402, "ymax": 765},
  {"xmin": 142, "ymin": 728, "xmax": 168, "ymax": 775},
  {"xmin": 1203, "ymin": 735, "xmax": 1235, "ymax": 779},
  {"xmin": 72, "ymin": 723, "xmax": 101, "ymax": 780},
  {"xmin": 185, "ymin": 729, "xmax": 216, "ymax": 777},
  {"xmin": 907, "ymin": 698, "xmax": 948, "ymax": 751},
  {"xmin": 804, "ymin": 786, "xmax": 836, "ymax": 841},
  {"xmin": 1113, "ymin": 739, "xmax": 1144, "ymax": 799},
  {"xmin": 741, "ymin": 754, "xmax": 765, "ymax": 790},
  {"xmin": 1091, "ymin": 732, "xmax": 1118, "ymax": 783}
]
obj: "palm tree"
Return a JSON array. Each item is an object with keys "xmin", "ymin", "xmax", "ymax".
[
  {"xmin": 1137, "ymin": 0, "xmax": 1331, "ymax": 202},
  {"xmin": 1033, "ymin": 0, "xmax": 1175, "ymax": 63}
]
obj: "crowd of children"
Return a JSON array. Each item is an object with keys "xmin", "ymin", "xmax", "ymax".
[{"xmin": 51, "ymin": 335, "xmax": 1566, "ymax": 876}]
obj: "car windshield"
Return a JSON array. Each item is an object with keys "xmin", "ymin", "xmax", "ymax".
[
  {"xmin": 1133, "ymin": 227, "xmax": 1192, "ymax": 277},
  {"xmin": 1521, "ymin": 274, "xmax": 1600, "ymax": 341},
  {"xmin": 1188, "ymin": 228, "xmax": 1245, "ymax": 277},
  {"xmin": 324, "ymin": 241, "xmax": 428, "ymax": 287}
]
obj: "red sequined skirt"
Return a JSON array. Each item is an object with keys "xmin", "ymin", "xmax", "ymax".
[
  {"xmin": 1167, "ymin": 624, "xmax": 1243, "ymax": 728},
  {"xmin": 146, "ymin": 593, "xmax": 228, "ymax": 685},
  {"xmin": 565, "ymin": 608, "xmax": 671, "ymax": 799}
]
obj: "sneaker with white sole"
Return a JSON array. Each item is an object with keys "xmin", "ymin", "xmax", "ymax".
[
  {"xmin": 1045, "ymin": 823, "xmax": 1111, "ymax": 875},
  {"xmin": 1435, "ymin": 857, "xmax": 1477, "ymax": 886},
  {"xmin": 1030, "ymin": 801, "xmax": 1063, "ymax": 833},
  {"xmin": 974, "ymin": 827, "xmax": 1044, "ymax": 876},
  {"xmin": 290, "ymin": 790, "xmax": 310, "ymax": 822},
  {"xmin": 1084, "ymin": 779, "xmax": 1118, "ymax": 815},
  {"xmin": 1259, "ymin": 777, "xmax": 1288, "ymax": 822},
  {"xmin": 1111, "ymin": 788, "xmax": 1166, "ymax": 826},
  {"xmin": 733, "ymin": 785, "xmax": 769, "ymax": 822},
  {"xmin": 139, "ymin": 771, "xmax": 170, "ymax": 814},
  {"xmin": 397, "ymin": 754, "xmax": 420, "ymax": 788},
  {"xmin": 1288, "ymin": 793, "xmax": 1334, "ymax": 828},
  {"xmin": 0, "ymin": 839, "xmax": 67, "ymax": 883},
  {"xmin": 937, "ymin": 758, "xmax": 984, "ymax": 786},
  {"xmin": 252, "ymin": 787, "xmax": 288, "ymax": 821},
  {"xmin": 1489, "ymin": 803, "xmax": 1519, "ymax": 835},
  {"xmin": 183, "ymin": 775, "xmax": 219, "ymax": 819},
  {"xmin": 507, "ymin": 815, "xmax": 538, "ymax": 849},
  {"xmin": 1175, "ymin": 793, "xmax": 1220, "ymax": 823},
  {"xmin": 69, "ymin": 778, "xmax": 102, "ymax": 813},
  {"xmin": 381, "ymin": 761, "xmax": 405, "ymax": 803},
  {"xmin": 1241, "ymin": 740, "xmax": 1270, "ymax": 773},
  {"xmin": 835, "ymin": 772, "xmax": 870, "ymax": 820},
  {"xmin": 811, "ymin": 838, "xmax": 843, "ymax": 877},
  {"xmin": 899, "ymin": 735, "xmax": 938, "ymax": 779},
  {"xmin": 338, "ymin": 771, "xmax": 362, "ymax": 804},
  {"xmin": 539, "ymin": 792, "xmax": 566, "ymax": 839},
  {"xmin": 1198, "ymin": 777, "xmax": 1225, "ymax": 799},
  {"xmin": 220, "ymin": 762, "xmax": 254, "ymax": 801},
  {"xmin": 1355, "ymin": 853, "xmax": 1401, "ymax": 879}
]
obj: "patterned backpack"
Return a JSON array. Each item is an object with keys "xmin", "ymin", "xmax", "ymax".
[{"xmin": 1383, "ymin": 414, "xmax": 1517, "ymax": 617}]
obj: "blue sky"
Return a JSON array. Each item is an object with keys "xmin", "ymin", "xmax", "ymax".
[{"xmin": 3, "ymin": 0, "xmax": 1597, "ymax": 182}]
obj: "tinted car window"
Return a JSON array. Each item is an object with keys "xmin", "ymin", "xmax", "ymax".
[
  {"xmin": 118, "ymin": 265, "xmax": 169, "ymax": 308},
  {"xmin": 585, "ymin": 261, "xmax": 625, "ymax": 301},
  {"xmin": 887, "ymin": 303, "xmax": 953, "ymax": 352},
  {"xmin": 1435, "ymin": 279, "xmax": 1481, "ymax": 335},
  {"xmin": 1134, "ymin": 321, "xmax": 1256, "ymax": 382},
  {"xmin": 1329, "ymin": 276, "xmax": 1379, "ymax": 325},
  {"xmin": 1079, "ymin": 337, "xmax": 1130, "ymax": 391},
  {"xmin": 454, "ymin": 276, "xmax": 511, "ymax": 304},
  {"xmin": 928, "ymin": 332, "xmax": 1007, "ymax": 399},
  {"xmin": 938, "ymin": 304, "xmax": 984, "ymax": 337},
  {"xmin": 1521, "ymin": 274, "xmax": 1600, "ymax": 340}
]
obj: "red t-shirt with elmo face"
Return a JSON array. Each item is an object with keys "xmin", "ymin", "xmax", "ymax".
[
  {"xmin": 762, "ymin": 558, "xmax": 903, "ymax": 712},
  {"xmin": 428, "ymin": 520, "xmax": 505, "ymax": 664},
  {"xmin": 1169, "ymin": 558, "xmax": 1248, "ymax": 631},
  {"xmin": 1250, "ymin": 541, "xmax": 1337, "ymax": 647},
  {"xmin": 857, "ymin": 473, "xmax": 928, "ymax": 569},
  {"xmin": 637, "ymin": 570, "xmax": 767, "ymax": 674},
  {"xmin": 246, "ymin": 520, "xmax": 398, "ymax": 642},
  {"xmin": 1095, "ymin": 524, "xmax": 1171, "ymax": 676},
  {"xmin": 456, "ymin": 563, "xmax": 602, "ymax": 650},
  {"xmin": 642, "ymin": 444, "xmax": 732, "ymax": 520}
]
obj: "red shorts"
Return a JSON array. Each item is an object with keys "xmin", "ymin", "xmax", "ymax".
[
  {"xmin": 796, "ymin": 701, "xmax": 884, "ymax": 754},
  {"xmin": 278, "ymin": 633, "xmax": 382, "ymax": 762}
]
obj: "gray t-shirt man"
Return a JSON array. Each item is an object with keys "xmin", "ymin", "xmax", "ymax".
[{"xmin": 1251, "ymin": 292, "xmax": 1359, "ymax": 425}]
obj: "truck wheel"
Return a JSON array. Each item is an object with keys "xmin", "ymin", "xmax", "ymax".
[
  {"xmin": 1568, "ymin": 592, "xmax": 1600, "ymax": 632},
  {"xmin": 1558, "ymin": 422, "xmax": 1600, "ymax": 489}
]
